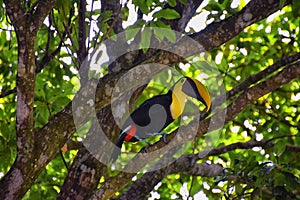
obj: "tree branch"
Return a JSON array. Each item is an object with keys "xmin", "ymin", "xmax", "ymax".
[
  {"xmin": 191, "ymin": 0, "xmax": 292, "ymax": 50},
  {"xmin": 57, "ymin": 104, "xmax": 120, "ymax": 199},
  {"xmin": 57, "ymin": 148, "xmax": 103, "ymax": 200},
  {"xmin": 213, "ymin": 52, "xmax": 300, "ymax": 105},
  {"xmin": 0, "ymin": 87, "xmax": 17, "ymax": 98},
  {"xmin": 32, "ymin": 0, "xmax": 57, "ymax": 31},
  {"xmin": 117, "ymin": 134, "xmax": 300, "ymax": 200},
  {"xmin": 0, "ymin": 0, "xmax": 58, "ymax": 199},
  {"xmin": 77, "ymin": 0, "xmax": 87, "ymax": 64},
  {"xmin": 162, "ymin": 0, "xmax": 204, "ymax": 32},
  {"xmin": 117, "ymin": 161, "xmax": 222, "ymax": 200},
  {"xmin": 101, "ymin": 0, "xmax": 123, "ymax": 34},
  {"xmin": 36, "ymin": 8, "xmax": 73, "ymax": 73},
  {"xmin": 203, "ymin": 135, "xmax": 300, "ymax": 157}
]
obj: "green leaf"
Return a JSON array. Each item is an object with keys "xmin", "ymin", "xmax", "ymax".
[
  {"xmin": 292, "ymin": 0, "xmax": 300, "ymax": 17},
  {"xmin": 168, "ymin": 0, "xmax": 177, "ymax": 7},
  {"xmin": 189, "ymin": 177, "xmax": 202, "ymax": 196},
  {"xmin": 53, "ymin": 96, "xmax": 70, "ymax": 107},
  {"xmin": 273, "ymin": 173, "xmax": 286, "ymax": 187},
  {"xmin": 146, "ymin": 0, "xmax": 153, "ymax": 7},
  {"xmin": 125, "ymin": 26, "xmax": 141, "ymax": 41},
  {"xmin": 153, "ymin": 8, "xmax": 180, "ymax": 20},
  {"xmin": 122, "ymin": 5, "xmax": 129, "ymax": 21},
  {"xmin": 273, "ymin": 140, "xmax": 286, "ymax": 156},
  {"xmin": 162, "ymin": 28, "xmax": 176, "ymax": 43},
  {"xmin": 151, "ymin": 25, "xmax": 176, "ymax": 43},
  {"xmin": 279, "ymin": 0, "xmax": 286, "ymax": 9},
  {"xmin": 140, "ymin": 28, "xmax": 152, "ymax": 51},
  {"xmin": 152, "ymin": 27, "xmax": 165, "ymax": 42},
  {"xmin": 133, "ymin": 0, "xmax": 150, "ymax": 14},
  {"xmin": 37, "ymin": 102, "xmax": 50, "ymax": 125}
]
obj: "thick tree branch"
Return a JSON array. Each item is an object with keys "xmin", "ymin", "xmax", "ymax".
[
  {"xmin": 57, "ymin": 148, "xmax": 103, "ymax": 200},
  {"xmin": 117, "ymin": 159, "xmax": 222, "ymax": 200},
  {"xmin": 0, "ymin": 0, "xmax": 58, "ymax": 199},
  {"xmin": 117, "ymin": 134, "xmax": 300, "ymax": 200},
  {"xmin": 3, "ymin": 0, "xmax": 25, "ymax": 27},
  {"xmin": 5, "ymin": 0, "xmax": 36, "ymax": 168},
  {"xmin": 57, "ymin": 104, "xmax": 119, "ymax": 200},
  {"xmin": 191, "ymin": 0, "xmax": 292, "ymax": 50},
  {"xmin": 32, "ymin": 0, "xmax": 57, "ymax": 30},
  {"xmin": 101, "ymin": 0, "xmax": 123, "ymax": 34}
]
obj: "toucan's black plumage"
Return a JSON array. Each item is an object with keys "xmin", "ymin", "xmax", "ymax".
[{"xmin": 110, "ymin": 76, "xmax": 211, "ymax": 162}]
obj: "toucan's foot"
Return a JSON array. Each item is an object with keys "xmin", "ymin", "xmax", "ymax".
[
  {"xmin": 138, "ymin": 138, "xmax": 151, "ymax": 153},
  {"xmin": 141, "ymin": 146, "xmax": 148, "ymax": 153},
  {"xmin": 150, "ymin": 132, "xmax": 168, "ymax": 143},
  {"xmin": 160, "ymin": 132, "xmax": 168, "ymax": 144}
]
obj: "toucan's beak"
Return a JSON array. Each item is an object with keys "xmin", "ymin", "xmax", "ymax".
[{"xmin": 182, "ymin": 77, "xmax": 211, "ymax": 112}]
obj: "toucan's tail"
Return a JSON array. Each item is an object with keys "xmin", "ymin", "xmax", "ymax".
[{"xmin": 110, "ymin": 133, "xmax": 126, "ymax": 163}]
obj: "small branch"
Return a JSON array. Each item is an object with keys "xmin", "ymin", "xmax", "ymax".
[
  {"xmin": 50, "ymin": 10, "xmax": 79, "ymax": 69},
  {"xmin": 227, "ymin": 52, "xmax": 300, "ymax": 99},
  {"xmin": 203, "ymin": 135, "xmax": 300, "ymax": 157},
  {"xmin": 77, "ymin": 0, "xmax": 87, "ymax": 64},
  {"xmin": 87, "ymin": 0, "xmax": 95, "ymax": 51},
  {"xmin": 36, "ymin": 7, "xmax": 73, "ymax": 73},
  {"xmin": 0, "ymin": 87, "xmax": 17, "ymax": 98},
  {"xmin": 260, "ymin": 104, "xmax": 300, "ymax": 129}
]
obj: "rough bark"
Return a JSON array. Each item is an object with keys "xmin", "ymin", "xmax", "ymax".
[
  {"xmin": 0, "ymin": 0, "xmax": 57, "ymax": 199},
  {"xmin": 57, "ymin": 104, "xmax": 119, "ymax": 200}
]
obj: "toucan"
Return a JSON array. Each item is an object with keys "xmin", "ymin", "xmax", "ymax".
[{"xmin": 110, "ymin": 76, "xmax": 211, "ymax": 162}]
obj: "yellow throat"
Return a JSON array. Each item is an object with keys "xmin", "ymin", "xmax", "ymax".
[{"xmin": 170, "ymin": 80, "xmax": 187, "ymax": 119}]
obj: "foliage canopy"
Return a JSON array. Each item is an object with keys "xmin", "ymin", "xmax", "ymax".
[{"xmin": 0, "ymin": 0, "xmax": 299, "ymax": 199}]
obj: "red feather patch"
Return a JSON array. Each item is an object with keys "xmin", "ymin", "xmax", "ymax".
[{"xmin": 124, "ymin": 125, "xmax": 137, "ymax": 142}]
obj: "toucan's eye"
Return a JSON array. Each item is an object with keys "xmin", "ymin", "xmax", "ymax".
[{"xmin": 180, "ymin": 78, "xmax": 185, "ymax": 83}]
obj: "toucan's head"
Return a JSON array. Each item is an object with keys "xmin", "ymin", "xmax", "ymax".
[{"xmin": 174, "ymin": 77, "xmax": 211, "ymax": 112}]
